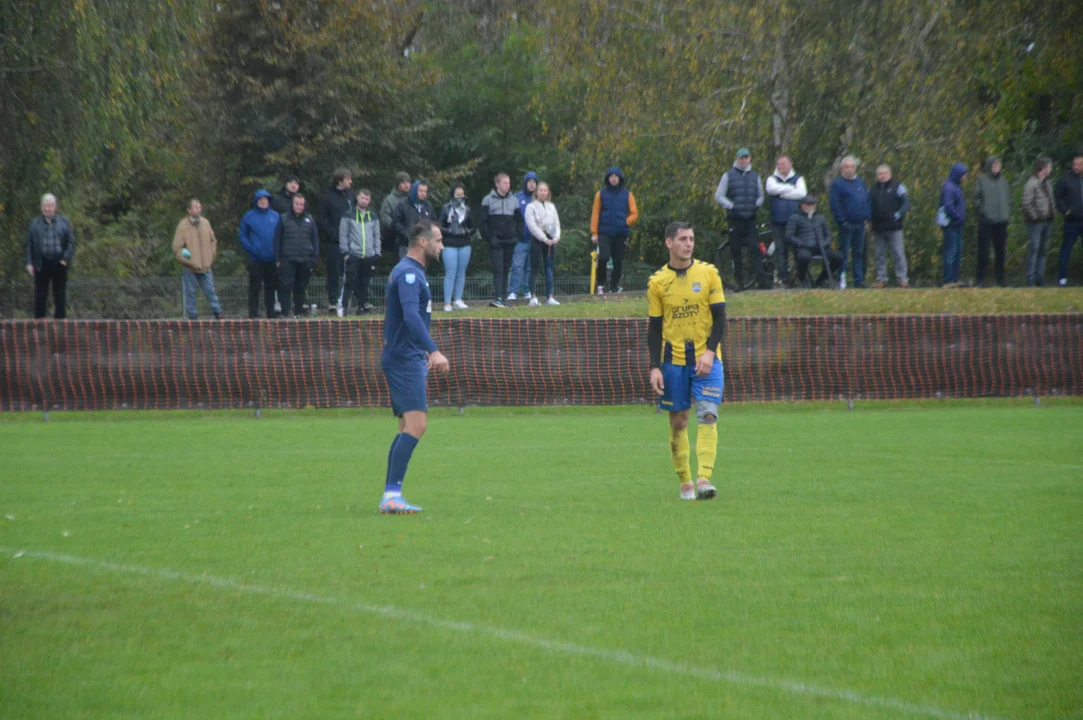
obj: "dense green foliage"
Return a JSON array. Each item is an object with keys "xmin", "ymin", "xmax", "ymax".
[
  {"xmin": 3, "ymin": 0, "xmax": 1081, "ymax": 283},
  {"xmin": 2, "ymin": 403, "xmax": 1081, "ymax": 718}
]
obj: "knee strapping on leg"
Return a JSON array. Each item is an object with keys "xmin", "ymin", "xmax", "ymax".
[{"xmin": 695, "ymin": 400, "xmax": 718, "ymax": 424}]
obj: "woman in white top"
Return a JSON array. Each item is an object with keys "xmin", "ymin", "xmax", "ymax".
[{"xmin": 524, "ymin": 182, "xmax": 561, "ymax": 306}]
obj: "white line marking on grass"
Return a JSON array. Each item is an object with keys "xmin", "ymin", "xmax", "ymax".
[{"xmin": 2, "ymin": 547, "xmax": 1002, "ymax": 720}]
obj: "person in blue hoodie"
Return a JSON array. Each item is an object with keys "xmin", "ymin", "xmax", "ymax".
[
  {"xmin": 940, "ymin": 162, "xmax": 968, "ymax": 287},
  {"xmin": 828, "ymin": 156, "xmax": 871, "ymax": 288},
  {"xmin": 508, "ymin": 171, "xmax": 537, "ymax": 300},
  {"xmin": 393, "ymin": 180, "xmax": 436, "ymax": 259},
  {"xmin": 239, "ymin": 189, "xmax": 281, "ymax": 318}
]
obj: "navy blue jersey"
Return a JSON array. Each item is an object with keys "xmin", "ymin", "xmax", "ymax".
[{"xmin": 382, "ymin": 257, "xmax": 438, "ymax": 367}]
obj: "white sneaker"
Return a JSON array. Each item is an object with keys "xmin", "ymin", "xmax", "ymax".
[
  {"xmin": 336, "ymin": 304, "xmax": 345, "ymax": 318},
  {"xmin": 695, "ymin": 478, "xmax": 717, "ymax": 500},
  {"xmin": 679, "ymin": 482, "xmax": 696, "ymax": 501},
  {"xmin": 524, "ymin": 292, "xmax": 532, "ymax": 300},
  {"xmin": 453, "ymin": 300, "xmax": 468, "ymax": 310},
  {"xmin": 839, "ymin": 272, "xmax": 847, "ymax": 290},
  {"xmin": 596, "ymin": 286, "xmax": 605, "ymax": 295},
  {"xmin": 507, "ymin": 292, "xmax": 518, "ymax": 301},
  {"xmin": 1059, "ymin": 278, "xmax": 1068, "ymax": 287},
  {"xmin": 547, "ymin": 297, "xmax": 560, "ymax": 306},
  {"xmin": 528, "ymin": 297, "xmax": 540, "ymax": 307},
  {"xmin": 444, "ymin": 304, "xmax": 453, "ymax": 312}
]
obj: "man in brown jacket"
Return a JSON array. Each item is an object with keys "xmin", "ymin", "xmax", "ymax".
[
  {"xmin": 173, "ymin": 198, "xmax": 223, "ymax": 319},
  {"xmin": 1022, "ymin": 157, "xmax": 1055, "ymax": 286}
]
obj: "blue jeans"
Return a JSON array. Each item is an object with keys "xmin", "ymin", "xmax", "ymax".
[
  {"xmin": 942, "ymin": 226, "xmax": 963, "ymax": 284},
  {"xmin": 837, "ymin": 223, "xmax": 867, "ymax": 286},
  {"xmin": 182, "ymin": 268, "xmax": 222, "ymax": 319},
  {"xmin": 529, "ymin": 240, "xmax": 556, "ymax": 298},
  {"xmin": 1058, "ymin": 220, "xmax": 1083, "ymax": 282},
  {"xmin": 442, "ymin": 245, "xmax": 471, "ymax": 304},
  {"xmin": 508, "ymin": 241, "xmax": 532, "ymax": 295},
  {"xmin": 1025, "ymin": 222, "xmax": 1051, "ymax": 286}
]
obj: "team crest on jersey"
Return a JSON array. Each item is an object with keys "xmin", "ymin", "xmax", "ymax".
[
  {"xmin": 405, "ymin": 273, "xmax": 416, "ymax": 284},
  {"xmin": 692, "ymin": 282, "xmax": 702, "ymax": 293}
]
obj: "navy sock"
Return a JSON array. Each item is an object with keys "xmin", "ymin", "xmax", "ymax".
[
  {"xmin": 385, "ymin": 433, "xmax": 419, "ymax": 494},
  {"xmin": 384, "ymin": 434, "xmax": 402, "ymax": 491}
]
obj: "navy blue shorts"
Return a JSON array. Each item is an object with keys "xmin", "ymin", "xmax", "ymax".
[
  {"xmin": 383, "ymin": 363, "xmax": 428, "ymax": 416},
  {"xmin": 658, "ymin": 359, "xmax": 724, "ymax": 412}
]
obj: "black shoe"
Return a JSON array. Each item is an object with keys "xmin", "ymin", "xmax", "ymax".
[{"xmin": 489, "ymin": 299, "xmax": 506, "ymax": 308}]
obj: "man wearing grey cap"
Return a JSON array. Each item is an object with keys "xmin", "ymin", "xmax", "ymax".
[{"xmin": 714, "ymin": 147, "xmax": 768, "ymax": 289}]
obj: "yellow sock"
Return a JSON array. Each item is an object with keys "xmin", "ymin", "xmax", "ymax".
[
  {"xmin": 696, "ymin": 423, "xmax": 718, "ymax": 480},
  {"xmin": 669, "ymin": 425, "xmax": 692, "ymax": 484}
]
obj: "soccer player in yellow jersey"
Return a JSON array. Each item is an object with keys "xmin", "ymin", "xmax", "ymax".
[{"xmin": 647, "ymin": 221, "xmax": 727, "ymax": 501}]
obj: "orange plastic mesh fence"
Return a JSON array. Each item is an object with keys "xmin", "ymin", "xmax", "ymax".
[{"xmin": 1, "ymin": 315, "xmax": 1080, "ymax": 412}]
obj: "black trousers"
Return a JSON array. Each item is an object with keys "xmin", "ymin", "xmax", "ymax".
[
  {"xmin": 247, "ymin": 258, "xmax": 278, "ymax": 318},
  {"xmin": 343, "ymin": 256, "xmax": 374, "ymax": 313},
  {"xmin": 490, "ymin": 243, "xmax": 515, "ymax": 299},
  {"xmin": 277, "ymin": 261, "xmax": 311, "ymax": 316},
  {"xmin": 794, "ymin": 247, "xmax": 843, "ymax": 284},
  {"xmin": 730, "ymin": 217, "xmax": 770, "ymax": 289},
  {"xmin": 596, "ymin": 234, "xmax": 627, "ymax": 290},
  {"xmin": 322, "ymin": 243, "xmax": 343, "ymax": 304},
  {"xmin": 771, "ymin": 222, "xmax": 790, "ymax": 276},
  {"xmin": 977, "ymin": 221, "xmax": 1008, "ymax": 286},
  {"xmin": 34, "ymin": 258, "xmax": 68, "ymax": 319}
]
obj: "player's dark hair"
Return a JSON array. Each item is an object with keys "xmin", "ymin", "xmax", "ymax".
[
  {"xmin": 410, "ymin": 219, "xmax": 440, "ymax": 246},
  {"xmin": 665, "ymin": 221, "xmax": 693, "ymax": 240},
  {"xmin": 332, "ymin": 167, "xmax": 352, "ymax": 186}
]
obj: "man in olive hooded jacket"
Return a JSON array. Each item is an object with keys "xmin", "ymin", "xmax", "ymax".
[{"xmin": 974, "ymin": 156, "xmax": 1011, "ymax": 286}]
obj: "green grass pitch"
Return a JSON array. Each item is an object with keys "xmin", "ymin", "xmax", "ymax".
[{"xmin": 1, "ymin": 402, "xmax": 1080, "ymax": 719}]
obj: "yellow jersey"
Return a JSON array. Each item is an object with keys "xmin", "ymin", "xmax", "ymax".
[{"xmin": 647, "ymin": 260, "xmax": 726, "ymax": 366}]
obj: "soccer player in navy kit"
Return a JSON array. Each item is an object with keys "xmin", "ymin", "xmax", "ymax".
[{"xmin": 379, "ymin": 219, "xmax": 449, "ymax": 514}]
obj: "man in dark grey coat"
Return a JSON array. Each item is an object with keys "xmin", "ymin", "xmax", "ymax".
[
  {"xmin": 785, "ymin": 195, "xmax": 842, "ymax": 287},
  {"xmin": 25, "ymin": 193, "xmax": 76, "ymax": 319}
]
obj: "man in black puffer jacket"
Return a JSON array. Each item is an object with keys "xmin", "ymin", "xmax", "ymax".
[
  {"xmin": 785, "ymin": 195, "xmax": 842, "ymax": 287},
  {"xmin": 317, "ymin": 168, "xmax": 355, "ymax": 312},
  {"xmin": 274, "ymin": 193, "xmax": 319, "ymax": 317}
]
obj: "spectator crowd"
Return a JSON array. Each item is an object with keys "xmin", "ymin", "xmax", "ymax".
[{"xmin": 22, "ymin": 152, "xmax": 1083, "ymax": 319}]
